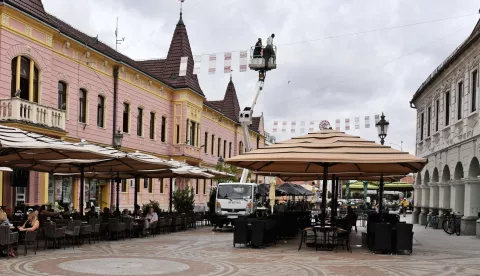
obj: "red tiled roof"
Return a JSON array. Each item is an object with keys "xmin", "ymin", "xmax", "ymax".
[
  {"xmin": 205, "ymin": 77, "xmax": 241, "ymax": 123},
  {"xmin": 251, "ymin": 116, "xmax": 261, "ymax": 132},
  {"xmin": 136, "ymin": 59, "xmax": 166, "ymax": 78},
  {"xmin": 159, "ymin": 14, "xmax": 204, "ymax": 96},
  {"xmin": 2, "ymin": 0, "xmax": 50, "ymax": 23}
]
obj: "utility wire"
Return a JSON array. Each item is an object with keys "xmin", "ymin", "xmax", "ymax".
[{"xmin": 266, "ymin": 25, "xmax": 469, "ymax": 106}]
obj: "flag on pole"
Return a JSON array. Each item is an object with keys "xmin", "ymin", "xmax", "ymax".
[
  {"xmin": 345, "ymin": 118, "xmax": 350, "ymax": 130},
  {"xmin": 208, "ymin": 54, "xmax": 216, "ymax": 74},
  {"xmin": 355, "ymin": 117, "xmax": 360, "ymax": 129},
  {"xmin": 239, "ymin": 50, "xmax": 248, "ymax": 72},
  {"xmin": 335, "ymin": 119, "xmax": 340, "ymax": 131},
  {"xmin": 224, "ymin": 52, "xmax": 232, "ymax": 73},
  {"xmin": 365, "ymin": 116, "xmax": 370, "ymax": 128},
  {"xmin": 193, "ymin": 55, "xmax": 202, "ymax": 74},
  {"xmin": 179, "ymin": 56, "xmax": 188, "ymax": 77},
  {"xmin": 374, "ymin": 114, "xmax": 380, "ymax": 124}
]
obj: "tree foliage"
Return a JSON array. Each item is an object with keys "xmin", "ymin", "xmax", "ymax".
[
  {"xmin": 214, "ymin": 163, "xmax": 239, "ymax": 183},
  {"xmin": 172, "ymin": 187, "xmax": 195, "ymax": 214}
]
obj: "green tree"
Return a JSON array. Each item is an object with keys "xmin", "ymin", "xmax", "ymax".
[
  {"xmin": 172, "ymin": 187, "xmax": 195, "ymax": 214},
  {"xmin": 214, "ymin": 163, "xmax": 239, "ymax": 183}
]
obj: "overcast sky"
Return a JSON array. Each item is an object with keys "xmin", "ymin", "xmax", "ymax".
[{"xmin": 42, "ymin": 0, "xmax": 480, "ymax": 154}]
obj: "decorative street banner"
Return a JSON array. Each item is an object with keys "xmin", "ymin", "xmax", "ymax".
[
  {"xmin": 309, "ymin": 127, "xmax": 314, "ymax": 132},
  {"xmin": 374, "ymin": 114, "xmax": 380, "ymax": 124},
  {"xmin": 282, "ymin": 121, "xmax": 287, "ymax": 126},
  {"xmin": 365, "ymin": 116, "xmax": 370, "ymax": 128},
  {"xmin": 300, "ymin": 121, "xmax": 305, "ymax": 126},
  {"xmin": 300, "ymin": 128, "xmax": 305, "ymax": 133},
  {"xmin": 273, "ymin": 121, "xmax": 278, "ymax": 126},
  {"xmin": 335, "ymin": 119, "xmax": 340, "ymax": 131},
  {"xmin": 355, "ymin": 117, "xmax": 360, "ymax": 129},
  {"xmin": 208, "ymin": 54, "xmax": 216, "ymax": 74},
  {"xmin": 310, "ymin": 121, "xmax": 315, "ymax": 126},
  {"xmin": 273, "ymin": 128, "xmax": 277, "ymax": 133},
  {"xmin": 282, "ymin": 128, "xmax": 287, "ymax": 133},
  {"xmin": 291, "ymin": 121, "xmax": 296, "ymax": 126},
  {"xmin": 345, "ymin": 118, "xmax": 350, "ymax": 131},
  {"xmin": 193, "ymin": 55, "xmax": 202, "ymax": 74},
  {"xmin": 239, "ymin": 50, "xmax": 248, "ymax": 72},
  {"xmin": 224, "ymin": 52, "xmax": 232, "ymax": 73},
  {"xmin": 179, "ymin": 56, "xmax": 188, "ymax": 77},
  {"xmin": 291, "ymin": 128, "xmax": 295, "ymax": 133}
]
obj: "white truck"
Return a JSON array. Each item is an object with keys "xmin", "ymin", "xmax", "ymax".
[{"xmin": 214, "ymin": 182, "xmax": 258, "ymax": 227}]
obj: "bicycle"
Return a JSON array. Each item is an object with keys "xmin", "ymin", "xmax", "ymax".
[
  {"xmin": 425, "ymin": 212, "xmax": 439, "ymax": 229},
  {"xmin": 442, "ymin": 209, "xmax": 461, "ymax": 236}
]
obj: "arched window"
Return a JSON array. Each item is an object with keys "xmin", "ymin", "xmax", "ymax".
[
  {"xmin": 58, "ymin": 81, "xmax": 67, "ymax": 110},
  {"xmin": 97, "ymin": 95, "xmax": 105, "ymax": 128},
  {"xmin": 11, "ymin": 56, "xmax": 39, "ymax": 102},
  {"xmin": 79, "ymin": 89, "xmax": 87, "ymax": 123}
]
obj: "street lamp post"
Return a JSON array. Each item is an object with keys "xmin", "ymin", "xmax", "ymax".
[
  {"xmin": 112, "ymin": 129, "xmax": 123, "ymax": 212},
  {"xmin": 375, "ymin": 112, "xmax": 389, "ymax": 145}
]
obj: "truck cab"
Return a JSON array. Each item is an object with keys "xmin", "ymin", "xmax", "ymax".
[{"xmin": 215, "ymin": 182, "xmax": 258, "ymax": 227}]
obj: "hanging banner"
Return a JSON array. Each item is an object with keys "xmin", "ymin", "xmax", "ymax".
[
  {"xmin": 282, "ymin": 128, "xmax": 287, "ymax": 133},
  {"xmin": 374, "ymin": 114, "xmax": 380, "ymax": 124},
  {"xmin": 301, "ymin": 121, "xmax": 305, "ymax": 127},
  {"xmin": 179, "ymin": 56, "xmax": 188, "ymax": 77},
  {"xmin": 224, "ymin": 52, "xmax": 232, "ymax": 73},
  {"xmin": 335, "ymin": 119, "xmax": 340, "ymax": 131},
  {"xmin": 310, "ymin": 121, "xmax": 315, "ymax": 125},
  {"xmin": 300, "ymin": 128, "xmax": 305, "ymax": 133},
  {"xmin": 345, "ymin": 118, "xmax": 350, "ymax": 130},
  {"xmin": 208, "ymin": 54, "xmax": 216, "ymax": 74},
  {"xmin": 273, "ymin": 121, "xmax": 278, "ymax": 126},
  {"xmin": 291, "ymin": 128, "xmax": 295, "ymax": 133},
  {"xmin": 193, "ymin": 55, "xmax": 202, "ymax": 74},
  {"xmin": 273, "ymin": 128, "xmax": 277, "ymax": 133},
  {"xmin": 365, "ymin": 116, "xmax": 370, "ymax": 128},
  {"xmin": 355, "ymin": 117, "xmax": 360, "ymax": 129},
  {"xmin": 239, "ymin": 50, "xmax": 248, "ymax": 72},
  {"xmin": 309, "ymin": 127, "xmax": 314, "ymax": 132},
  {"xmin": 282, "ymin": 121, "xmax": 287, "ymax": 126}
]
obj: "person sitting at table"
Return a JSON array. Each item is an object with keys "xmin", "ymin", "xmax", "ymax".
[
  {"xmin": 0, "ymin": 209, "xmax": 10, "ymax": 226},
  {"xmin": 18, "ymin": 212, "xmax": 40, "ymax": 232},
  {"xmin": 146, "ymin": 207, "xmax": 158, "ymax": 223}
]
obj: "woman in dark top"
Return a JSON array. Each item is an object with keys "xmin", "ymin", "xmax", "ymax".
[{"xmin": 253, "ymin": 38, "xmax": 262, "ymax": 58}]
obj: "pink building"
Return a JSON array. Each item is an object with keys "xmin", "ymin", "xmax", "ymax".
[{"xmin": 0, "ymin": 0, "xmax": 265, "ymax": 212}]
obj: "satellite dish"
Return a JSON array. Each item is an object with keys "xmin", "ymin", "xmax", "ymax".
[{"xmin": 319, "ymin": 120, "xmax": 331, "ymax": 130}]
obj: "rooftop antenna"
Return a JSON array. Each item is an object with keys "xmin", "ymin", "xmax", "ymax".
[{"xmin": 115, "ymin": 17, "xmax": 125, "ymax": 51}]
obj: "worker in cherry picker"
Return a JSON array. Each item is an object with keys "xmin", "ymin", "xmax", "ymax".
[
  {"xmin": 263, "ymin": 33, "xmax": 275, "ymax": 69},
  {"xmin": 253, "ymin": 38, "xmax": 262, "ymax": 58}
]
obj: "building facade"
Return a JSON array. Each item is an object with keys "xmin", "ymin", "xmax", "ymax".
[
  {"xmin": 411, "ymin": 19, "xmax": 480, "ymax": 237},
  {"xmin": 0, "ymin": 0, "xmax": 265, "ymax": 212}
]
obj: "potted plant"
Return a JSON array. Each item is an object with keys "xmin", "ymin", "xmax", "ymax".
[{"xmin": 172, "ymin": 187, "xmax": 195, "ymax": 214}]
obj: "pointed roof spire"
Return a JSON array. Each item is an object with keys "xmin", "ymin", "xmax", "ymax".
[
  {"xmin": 222, "ymin": 78, "xmax": 241, "ymax": 122},
  {"xmin": 178, "ymin": 0, "xmax": 185, "ymax": 25},
  {"xmin": 161, "ymin": 7, "xmax": 204, "ymax": 96}
]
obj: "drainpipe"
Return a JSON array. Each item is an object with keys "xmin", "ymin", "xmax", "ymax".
[{"xmin": 113, "ymin": 66, "xmax": 119, "ymax": 144}]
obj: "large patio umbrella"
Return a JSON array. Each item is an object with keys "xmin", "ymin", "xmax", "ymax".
[
  {"xmin": 0, "ymin": 125, "xmax": 125, "ymax": 165},
  {"xmin": 226, "ymin": 129, "xmax": 427, "ymax": 225}
]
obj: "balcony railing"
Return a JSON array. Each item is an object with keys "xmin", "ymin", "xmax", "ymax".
[
  {"xmin": 0, "ymin": 97, "xmax": 66, "ymax": 130},
  {"xmin": 173, "ymin": 144, "xmax": 201, "ymax": 159}
]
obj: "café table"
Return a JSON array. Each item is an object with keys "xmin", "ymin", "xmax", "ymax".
[{"xmin": 314, "ymin": 225, "xmax": 337, "ymax": 251}]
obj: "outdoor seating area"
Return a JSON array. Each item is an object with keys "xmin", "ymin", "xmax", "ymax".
[{"xmin": 0, "ymin": 210, "xmax": 211, "ymax": 258}]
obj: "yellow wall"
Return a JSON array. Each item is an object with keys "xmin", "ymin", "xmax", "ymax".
[
  {"xmin": 39, "ymin": 172, "xmax": 48, "ymax": 204},
  {"xmin": 0, "ymin": 172, "xmax": 3, "ymax": 206},
  {"xmin": 101, "ymin": 183, "xmax": 110, "ymax": 210}
]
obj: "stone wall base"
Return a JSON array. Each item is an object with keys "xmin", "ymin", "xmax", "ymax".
[
  {"xmin": 412, "ymin": 209, "xmax": 420, "ymax": 224},
  {"xmin": 419, "ymin": 212, "xmax": 428, "ymax": 225},
  {"xmin": 461, "ymin": 216, "xmax": 478, "ymax": 236}
]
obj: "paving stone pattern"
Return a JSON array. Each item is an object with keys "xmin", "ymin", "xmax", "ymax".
[{"xmin": 2, "ymin": 215, "xmax": 480, "ymax": 276}]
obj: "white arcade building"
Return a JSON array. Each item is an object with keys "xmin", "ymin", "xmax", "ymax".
[{"xmin": 410, "ymin": 19, "xmax": 480, "ymax": 237}]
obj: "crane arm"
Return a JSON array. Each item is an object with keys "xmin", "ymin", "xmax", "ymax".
[{"xmin": 239, "ymin": 75, "xmax": 265, "ymax": 183}]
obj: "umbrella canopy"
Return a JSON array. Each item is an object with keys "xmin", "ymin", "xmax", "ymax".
[
  {"xmin": 226, "ymin": 130, "xmax": 426, "ymax": 175},
  {"xmin": 226, "ymin": 129, "xmax": 426, "ymax": 224},
  {"xmin": 0, "ymin": 125, "xmax": 125, "ymax": 165},
  {"xmin": 255, "ymin": 172, "xmax": 404, "ymax": 182}
]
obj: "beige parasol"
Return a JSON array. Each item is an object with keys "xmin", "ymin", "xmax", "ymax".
[{"xmin": 226, "ymin": 129, "xmax": 427, "ymax": 223}]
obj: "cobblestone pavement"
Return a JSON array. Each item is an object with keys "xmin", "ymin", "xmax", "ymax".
[{"xmin": 2, "ymin": 215, "xmax": 480, "ymax": 276}]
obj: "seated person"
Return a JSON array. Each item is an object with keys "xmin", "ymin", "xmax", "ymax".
[
  {"xmin": 0, "ymin": 209, "xmax": 10, "ymax": 225},
  {"xmin": 146, "ymin": 208, "xmax": 158, "ymax": 223},
  {"xmin": 18, "ymin": 212, "xmax": 40, "ymax": 232}
]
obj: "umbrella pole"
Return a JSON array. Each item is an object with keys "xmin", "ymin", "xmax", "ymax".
[
  {"xmin": 330, "ymin": 174, "xmax": 336, "ymax": 222},
  {"xmin": 169, "ymin": 178, "xmax": 173, "ymax": 213},
  {"xmin": 115, "ymin": 173, "xmax": 120, "ymax": 212},
  {"xmin": 321, "ymin": 164, "xmax": 328, "ymax": 226},
  {"xmin": 379, "ymin": 173, "xmax": 384, "ymax": 218},
  {"xmin": 134, "ymin": 176, "xmax": 139, "ymax": 212},
  {"xmin": 79, "ymin": 166, "xmax": 85, "ymax": 216}
]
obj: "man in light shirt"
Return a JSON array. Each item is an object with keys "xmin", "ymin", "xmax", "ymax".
[
  {"xmin": 264, "ymin": 33, "xmax": 275, "ymax": 69},
  {"xmin": 146, "ymin": 207, "xmax": 158, "ymax": 222}
]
